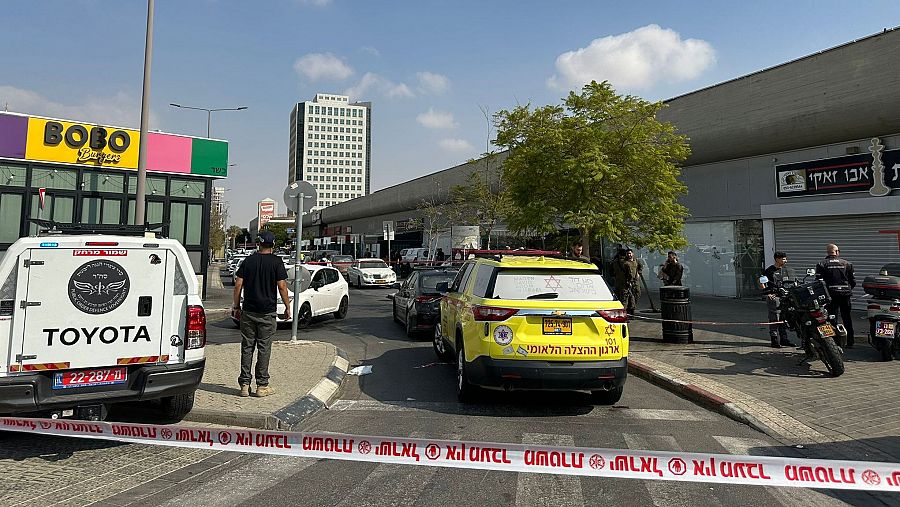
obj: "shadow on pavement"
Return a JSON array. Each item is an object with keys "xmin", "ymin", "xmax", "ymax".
[{"xmin": 750, "ymin": 436, "xmax": 900, "ymax": 506}]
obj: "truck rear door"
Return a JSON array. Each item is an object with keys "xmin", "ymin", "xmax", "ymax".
[{"xmin": 16, "ymin": 247, "xmax": 173, "ymax": 371}]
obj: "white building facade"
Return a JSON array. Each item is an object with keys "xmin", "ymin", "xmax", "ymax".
[{"xmin": 289, "ymin": 93, "xmax": 371, "ymax": 210}]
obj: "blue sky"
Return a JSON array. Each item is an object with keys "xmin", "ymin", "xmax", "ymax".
[{"xmin": 2, "ymin": 0, "xmax": 900, "ymax": 224}]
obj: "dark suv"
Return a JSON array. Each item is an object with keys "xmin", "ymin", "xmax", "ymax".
[{"xmin": 392, "ymin": 269, "xmax": 457, "ymax": 338}]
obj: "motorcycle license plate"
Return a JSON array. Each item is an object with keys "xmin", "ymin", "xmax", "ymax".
[
  {"xmin": 875, "ymin": 321, "xmax": 896, "ymax": 338},
  {"xmin": 53, "ymin": 367, "xmax": 127, "ymax": 390},
  {"xmin": 817, "ymin": 324, "xmax": 835, "ymax": 338}
]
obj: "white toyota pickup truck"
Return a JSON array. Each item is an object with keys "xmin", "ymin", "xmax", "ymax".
[{"xmin": 0, "ymin": 233, "xmax": 205, "ymax": 420}]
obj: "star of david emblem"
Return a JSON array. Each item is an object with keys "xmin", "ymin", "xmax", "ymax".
[
  {"xmin": 544, "ymin": 275, "xmax": 562, "ymax": 290},
  {"xmin": 605, "ymin": 324, "xmax": 615, "ymax": 336},
  {"xmin": 498, "ymin": 329, "xmax": 510, "ymax": 340}
]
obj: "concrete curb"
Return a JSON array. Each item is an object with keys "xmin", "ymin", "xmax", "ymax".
[
  {"xmin": 184, "ymin": 345, "xmax": 350, "ymax": 431},
  {"xmin": 273, "ymin": 348, "xmax": 350, "ymax": 430},
  {"xmin": 627, "ymin": 359, "xmax": 776, "ymax": 438}
]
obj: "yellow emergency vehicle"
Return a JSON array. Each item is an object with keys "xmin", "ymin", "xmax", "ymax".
[{"xmin": 433, "ymin": 255, "xmax": 629, "ymax": 404}]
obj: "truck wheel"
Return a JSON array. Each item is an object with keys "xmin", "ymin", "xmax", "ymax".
[
  {"xmin": 161, "ymin": 391, "xmax": 195, "ymax": 420},
  {"xmin": 591, "ymin": 386, "xmax": 624, "ymax": 405}
]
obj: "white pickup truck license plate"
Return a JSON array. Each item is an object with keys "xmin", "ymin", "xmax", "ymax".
[
  {"xmin": 875, "ymin": 321, "xmax": 896, "ymax": 339},
  {"xmin": 53, "ymin": 367, "xmax": 127, "ymax": 390}
]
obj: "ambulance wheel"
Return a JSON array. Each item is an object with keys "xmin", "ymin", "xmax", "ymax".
[
  {"xmin": 881, "ymin": 338, "xmax": 894, "ymax": 362},
  {"xmin": 161, "ymin": 391, "xmax": 195, "ymax": 420},
  {"xmin": 591, "ymin": 386, "xmax": 624, "ymax": 405}
]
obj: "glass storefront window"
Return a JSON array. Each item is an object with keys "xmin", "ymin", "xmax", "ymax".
[
  {"xmin": 170, "ymin": 179, "xmax": 204, "ymax": 199},
  {"xmin": 734, "ymin": 220, "xmax": 764, "ymax": 298},
  {"xmin": 81, "ymin": 197, "xmax": 122, "ymax": 225},
  {"xmin": 0, "ymin": 193, "xmax": 23, "ymax": 243},
  {"xmin": 32, "ymin": 168, "xmax": 78, "ymax": 190},
  {"xmin": 128, "ymin": 200, "xmax": 165, "ymax": 226},
  {"xmin": 186, "ymin": 203, "xmax": 202, "ymax": 245},
  {"xmin": 29, "ymin": 194, "xmax": 75, "ymax": 235},
  {"xmin": 170, "ymin": 202, "xmax": 186, "ymax": 243},
  {"xmin": 84, "ymin": 173, "xmax": 125, "ymax": 193},
  {"xmin": 128, "ymin": 176, "xmax": 166, "ymax": 196},
  {"xmin": 0, "ymin": 165, "xmax": 27, "ymax": 187}
]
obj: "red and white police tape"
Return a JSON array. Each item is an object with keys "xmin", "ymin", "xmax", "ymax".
[
  {"xmin": 629, "ymin": 315, "xmax": 786, "ymax": 326},
  {"xmin": 3, "ymin": 416, "xmax": 899, "ymax": 492}
]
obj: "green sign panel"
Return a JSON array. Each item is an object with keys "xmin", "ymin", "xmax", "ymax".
[{"xmin": 190, "ymin": 138, "xmax": 229, "ymax": 177}]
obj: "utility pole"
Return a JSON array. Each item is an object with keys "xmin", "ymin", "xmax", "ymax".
[{"xmin": 134, "ymin": 0, "xmax": 154, "ymax": 226}]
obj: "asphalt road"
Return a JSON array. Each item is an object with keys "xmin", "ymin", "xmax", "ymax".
[{"xmin": 0, "ymin": 286, "xmax": 868, "ymax": 506}]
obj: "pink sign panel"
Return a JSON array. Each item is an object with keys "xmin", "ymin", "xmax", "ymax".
[{"xmin": 147, "ymin": 133, "xmax": 192, "ymax": 174}]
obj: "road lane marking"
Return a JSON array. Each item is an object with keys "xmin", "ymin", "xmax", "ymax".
[
  {"xmin": 623, "ymin": 433, "xmax": 722, "ymax": 507},
  {"xmin": 713, "ymin": 436, "xmax": 844, "ymax": 507},
  {"xmin": 331, "ymin": 399, "xmax": 716, "ymax": 420},
  {"xmin": 156, "ymin": 454, "xmax": 317, "ymax": 507},
  {"xmin": 516, "ymin": 433, "xmax": 584, "ymax": 507},
  {"xmin": 335, "ymin": 432, "xmax": 451, "ymax": 507}
]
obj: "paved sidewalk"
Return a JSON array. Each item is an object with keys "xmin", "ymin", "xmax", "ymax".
[
  {"xmin": 185, "ymin": 340, "xmax": 350, "ymax": 430},
  {"xmin": 627, "ymin": 295, "xmax": 900, "ymax": 462}
]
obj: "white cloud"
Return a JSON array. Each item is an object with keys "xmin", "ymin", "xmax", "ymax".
[
  {"xmin": 416, "ymin": 71, "xmax": 450, "ymax": 94},
  {"xmin": 0, "ymin": 85, "xmax": 159, "ymax": 129},
  {"xmin": 297, "ymin": 0, "xmax": 332, "ymax": 6},
  {"xmin": 361, "ymin": 46, "xmax": 381, "ymax": 57},
  {"xmin": 417, "ymin": 108, "xmax": 458, "ymax": 129},
  {"xmin": 293, "ymin": 52, "xmax": 354, "ymax": 81},
  {"xmin": 548, "ymin": 24, "xmax": 715, "ymax": 91},
  {"xmin": 344, "ymin": 72, "xmax": 414, "ymax": 100},
  {"xmin": 439, "ymin": 138, "xmax": 474, "ymax": 153}
]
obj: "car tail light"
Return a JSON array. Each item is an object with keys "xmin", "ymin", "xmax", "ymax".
[
  {"xmin": 868, "ymin": 303, "xmax": 882, "ymax": 311},
  {"xmin": 472, "ymin": 305, "xmax": 518, "ymax": 321},
  {"xmin": 85, "ymin": 241, "xmax": 120, "ymax": 246},
  {"xmin": 186, "ymin": 305, "xmax": 207, "ymax": 349},
  {"xmin": 596, "ymin": 309, "xmax": 628, "ymax": 323},
  {"xmin": 891, "ymin": 305, "xmax": 900, "ymax": 313}
]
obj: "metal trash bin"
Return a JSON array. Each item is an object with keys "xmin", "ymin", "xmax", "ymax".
[{"xmin": 660, "ymin": 286, "xmax": 693, "ymax": 344}]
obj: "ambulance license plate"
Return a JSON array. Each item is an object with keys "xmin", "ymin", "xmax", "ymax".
[
  {"xmin": 875, "ymin": 321, "xmax": 896, "ymax": 338},
  {"xmin": 53, "ymin": 368, "xmax": 127, "ymax": 390},
  {"xmin": 543, "ymin": 317, "xmax": 572, "ymax": 335},
  {"xmin": 817, "ymin": 324, "xmax": 835, "ymax": 338}
]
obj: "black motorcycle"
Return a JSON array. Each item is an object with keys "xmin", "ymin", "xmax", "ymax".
[{"xmin": 776, "ymin": 269, "xmax": 846, "ymax": 377}]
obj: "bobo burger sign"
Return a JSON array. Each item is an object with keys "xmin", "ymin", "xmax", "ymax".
[{"xmin": 25, "ymin": 117, "xmax": 139, "ymax": 168}]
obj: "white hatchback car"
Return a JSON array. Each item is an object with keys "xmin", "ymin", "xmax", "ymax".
[
  {"xmin": 348, "ymin": 259, "xmax": 397, "ymax": 287},
  {"xmin": 233, "ymin": 264, "xmax": 349, "ymax": 328}
]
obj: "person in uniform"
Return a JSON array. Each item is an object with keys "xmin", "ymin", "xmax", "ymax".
[
  {"xmin": 761, "ymin": 251, "xmax": 794, "ymax": 348},
  {"xmin": 615, "ymin": 249, "xmax": 642, "ymax": 315},
  {"xmin": 816, "ymin": 244, "xmax": 856, "ymax": 347},
  {"xmin": 571, "ymin": 241, "xmax": 590, "ymax": 262},
  {"xmin": 661, "ymin": 251, "xmax": 684, "ymax": 286}
]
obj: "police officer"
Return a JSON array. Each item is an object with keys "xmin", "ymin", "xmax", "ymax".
[
  {"xmin": 615, "ymin": 249, "xmax": 642, "ymax": 315},
  {"xmin": 816, "ymin": 244, "xmax": 856, "ymax": 347},
  {"xmin": 761, "ymin": 251, "xmax": 794, "ymax": 348}
]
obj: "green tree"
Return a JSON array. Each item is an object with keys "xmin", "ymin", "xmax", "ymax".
[
  {"xmin": 209, "ymin": 203, "xmax": 228, "ymax": 257},
  {"xmin": 226, "ymin": 225, "xmax": 243, "ymax": 250},
  {"xmin": 494, "ymin": 81, "xmax": 690, "ymax": 255}
]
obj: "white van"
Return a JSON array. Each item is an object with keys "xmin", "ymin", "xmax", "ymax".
[{"xmin": 0, "ymin": 234, "xmax": 205, "ymax": 420}]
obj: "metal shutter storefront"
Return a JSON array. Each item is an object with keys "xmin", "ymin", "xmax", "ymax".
[{"xmin": 773, "ymin": 213, "xmax": 900, "ymax": 306}]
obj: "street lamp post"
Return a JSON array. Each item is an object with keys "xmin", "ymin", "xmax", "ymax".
[{"xmin": 169, "ymin": 103, "xmax": 247, "ymax": 138}]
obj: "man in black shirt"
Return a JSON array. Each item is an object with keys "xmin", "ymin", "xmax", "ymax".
[
  {"xmin": 762, "ymin": 251, "xmax": 794, "ymax": 348},
  {"xmin": 233, "ymin": 231, "xmax": 290, "ymax": 397},
  {"xmin": 816, "ymin": 244, "xmax": 856, "ymax": 347}
]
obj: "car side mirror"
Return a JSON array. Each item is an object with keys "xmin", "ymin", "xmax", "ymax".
[
  {"xmin": 392, "ymin": 282, "xmax": 402, "ymax": 289},
  {"xmin": 436, "ymin": 282, "xmax": 450, "ymax": 293},
  {"xmin": 312, "ymin": 280, "xmax": 323, "ymax": 290}
]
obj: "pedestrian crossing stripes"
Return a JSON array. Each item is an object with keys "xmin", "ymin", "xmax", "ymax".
[
  {"xmin": 712, "ymin": 436, "xmax": 844, "ymax": 507},
  {"xmin": 623, "ymin": 433, "xmax": 722, "ymax": 507},
  {"xmin": 330, "ymin": 399, "xmax": 718, "ymax": 421},
  {"xmin": 334, "ymin": 432, "xmax": 450, "ymax": 507},
  {"xmin": 516, "ymin": 434, "xmax": 584, "ymax": 507}
]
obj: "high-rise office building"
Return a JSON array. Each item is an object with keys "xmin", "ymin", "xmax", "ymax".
[{"xmin": 289, "ymin": 93, "xmax": 371, "ymax": 210}]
